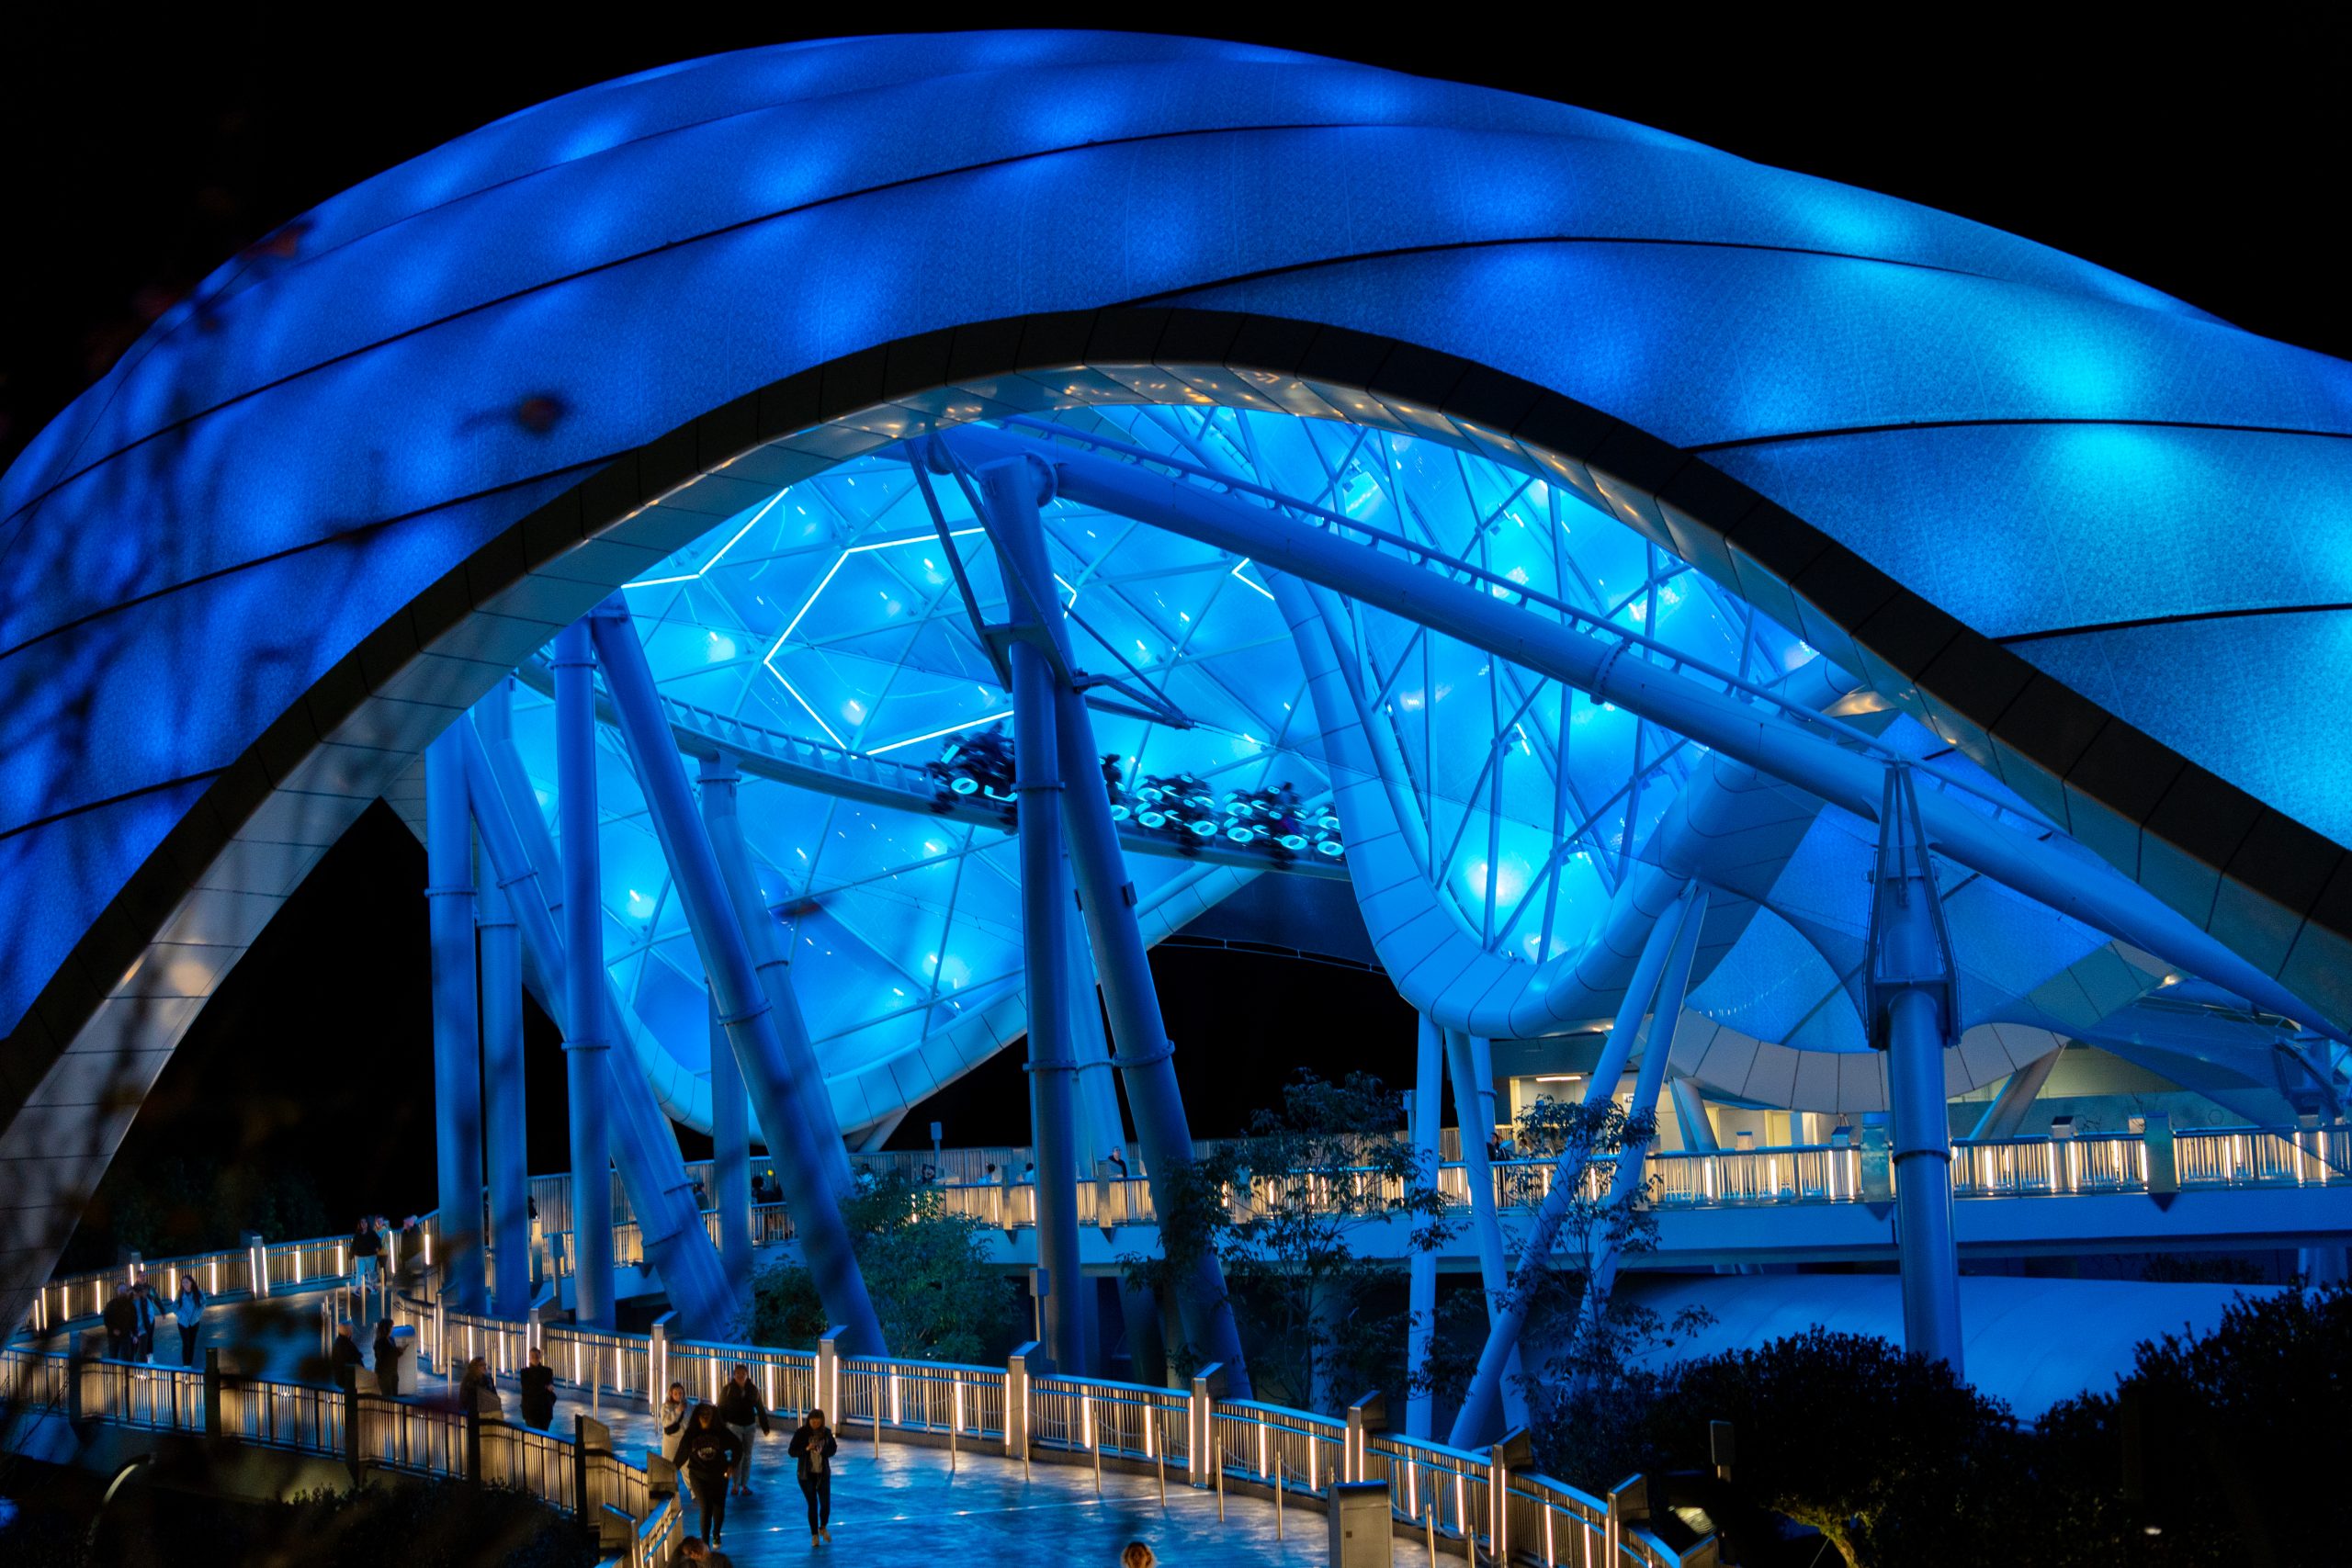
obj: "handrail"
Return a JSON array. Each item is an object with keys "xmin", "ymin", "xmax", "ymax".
[
  {"xmin": 28, "ymin": 1122, "xmax": 2341, "ymax": 1340},
  {"xmin": 1, "ymin": 1343, "xmax": 674, "ymax": 1568},
  {"xmin": 369, "ymin": 1297, "xmax": 1696, "ymax": 1568}
]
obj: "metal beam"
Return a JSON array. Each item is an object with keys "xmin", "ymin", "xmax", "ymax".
[
  {"xmin": 699, "ymin": 756, "xmax": 855, "ymax": 1200},
  {"xmin": 708, "ymin": 989, "xmax": 753, "ymax": 1291},
  {"xmin": 554, "ymin": 620, "xmax": 616, "ymax": 1328},
  {"xmin": 1869, "ymin": 764, "xmax": 1964, "ymax": 1373},
  {"xmin": 966, "ymin": 448, "xmax": 1252, "ymax": 1395},
  {"xmin": 1403, "ymin": 1016, "xmax": 1442, "ymax": 1440},
  {"xmin": 1967, "ymin": 1049, "xmax": 2063, "ymax": 1142},
  {"xmin": 1444, "ymin": 1025, "xmax": 1529, "ymax": 1432},
  {"xmin": 993, "ymin": 454, "xmax": 1094, "ymax": 1377},
  {"xmin": 460, "ymin": 720, "xmax": 734, "ymax": 1336},
  {"xmin": 941, "ymin": 425, "xmax": 2335, "ymax": 1043},
  {"xmin": 425, "ymin": 729, "xmax": 486, "ymax": 1314},
  {"xmin": 586, "ymin": 598, "xmax": 887, "ymax": 1353},
  {"xmin": 477, "ymin": 682, "xmax": 533, "ymax": 1319},
  {"xmin": 1449, "ymin": 883, "xmax": 1697, "ymax": 1448}
]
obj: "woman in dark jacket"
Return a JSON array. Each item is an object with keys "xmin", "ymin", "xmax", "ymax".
[
  {"xmin": 372, "ymin": 1318, "xmax": 402, "ymax": 1395},
  {"xmin": 787, "ymin": 1406, "xmax": 840, "ymax": 1546},
  {"xmin": 518, "ymin": 1345, "xmax": 557, "ymax": 1429},
  {"xmin": 678, "ymin": 1405, "xmax": 741, "ymax": 1546}
]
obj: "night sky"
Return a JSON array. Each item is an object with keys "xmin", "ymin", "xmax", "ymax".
[{"xmin": 12, "ymin": 17, "xmax": 2343, "ymax": 1263}]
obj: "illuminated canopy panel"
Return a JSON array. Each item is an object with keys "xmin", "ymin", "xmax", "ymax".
[{"xmin": 7, "ymin": 30, "xmax": 2352, "ymax": 1320}]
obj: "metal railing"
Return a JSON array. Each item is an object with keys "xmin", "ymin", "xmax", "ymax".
[
  {"xmin": 5, "ymin": 1345, "xmax": 675, "ymax": 1568},
  {"xmin": 356, "ymin": 1299, "xmax": 1700, "ymax": 1568}
]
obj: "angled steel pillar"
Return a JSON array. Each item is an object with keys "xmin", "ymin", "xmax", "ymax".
[
  {"xmin": 586, "ymin": 597, "xmax": 886, "ymax": 1353},
  {"xmin": 1451, "ymin": 883, "xmax": 1698, "ymax": 1448},
  {"xmin": 459, "ymin": 721, "xmax": 735, "ymax": 1335},
  {"xmin": 967, "ymin": 450, "xmax": 1250, "ymax": 1393},
  {"xmin": 425, "ymin": 729, "xmax": 487, "ymax": 1314},
  {"xmin": 698, "ymin": 756, "xmax": 853, "ymax": 1199},
  {"xmin": 1403, "ymin": 1014, "xmax": 1442, "ymax": 1439},
  {"xmin": 1068, "ymin": 898, "xmax": 1125, "ymax": 1169},
  {"xmin": 477, "ymin": 686, "xmax": 533, "ymax": 1317},
  {"xmin": 1668, "ymin": 1077, "xmax": 1720, "ymax": 1153},
  {"xmin": 707, "ymin": 990, "xmax": 753, "ymax": 1289},
  {"xmin": 1571, "ymin": 890, "xmax": 1709, "ymax": 1382},
  {"xmin": 1444, "ymin": 1026, "xmax": 1528, "ymax": 1430},
  {"xmin": 1967, "ymin": 1048, "xmax": 2062, "ymax": 1142},
  {"xmin": 554, "ymin": 620, "xmax": 616, "ymax": 1328},
  {"xmin": 998, "ymin": 513, "xmax": 1092, "ymax": 1372},
  {"xmin": 1870, "ymin": 764, "xmax": 1964, "ymax": 1375}
]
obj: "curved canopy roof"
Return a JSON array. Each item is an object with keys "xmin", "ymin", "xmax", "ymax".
[{"xmin": 6, "ymin": 30, "xmax": 2350, "ymax": 1233}]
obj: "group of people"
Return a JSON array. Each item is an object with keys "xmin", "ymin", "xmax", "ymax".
[
  {"xmin": 347, "ymin": 1213, "xmax": 424, "ymax": 1306},
  {"xmin": 100, "ymin": 1275, "xmax": 206, "ymax": 1365},
  {"xmin": 660, "ymin": 1364, "xmax": 840, "ymax": 1550}
]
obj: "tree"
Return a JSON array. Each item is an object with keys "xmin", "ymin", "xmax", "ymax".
[
  {"xmin": 2033, "ymin": 1281, "xmax": 2352, "ymax": 1567},
  {"xmin": 749, "ymin": 1168, "xmax": 1017, "ymax": 1363},
  {"xmin": 1501, "ymin": 1093, "xmax": 1711, "ymax": 1485},
  {"xmin": 1640, "ymin": 1328, "xmax": 2027, "ymax": 1568},
  {"xmin": 1122, "ymin": 1070, "xmax": 1453, "ymax": 1410}
]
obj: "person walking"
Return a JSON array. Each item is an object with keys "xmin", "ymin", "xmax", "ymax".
[
  {"xmin": 458, "ymin": 1355, "xmax": 503, "ymax": 1418},
  {"xmin": 716, "ymin": 1363, "xmax": 771, "ymax": 1495},
  {"xmin": 678, "ymin": 1405, "xmax": 741, "ymax": 1547},
  {"xmin": 351, "ymin": 1215, "xmax": 381, "ymax": 1311},
  {"xmin": 519, "ymin": 1345, "xmax": 557, "ymax": 1431},
  {"xmin": 1119, "ymin": 1544, "xmax": 1157, "ymax": 1568},
  {"xmin": 172, "ymin": 1275, "xmax": 205, "ymax": 1366},
  {"xmin": 101, "ymin": 1284, "xmax": 137, "ymax": 1361},
  {"xmin": 373, "ymin": 1317, "xmax": 403, "ymax": 1395},
  {"xmin": 661, "ymin": 1382, "xmax": 691, "ymax": 1461},
  {"xmin": 787, "ymin": 1406, "xmax": 840, "ymax": 1546},
  {"xmin": 130, "ymin": 1279, "xmax": 158, "ymax": 1362}
]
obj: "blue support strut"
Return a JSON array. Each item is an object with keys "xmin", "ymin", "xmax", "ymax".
[
  {"xmin": 697, "ymin": 756, "xmax": 853, "ymax": 1201},
  {"xmin": 1403, "ymin": 1016, "xmax": 1442, "ymax": 1439},
  {"xmin": 554, "ymin": 621, "xmax": 616, "ymax": 1328},
  {"xmin": 1444, "ymin": 1026, "xmax": 1528, "ymax": 1431},
  {"xmin": 1870, "ymin": 765, "xmax": 1964, "ymax": 1374},
  {"xmin": 989, "ymin": 457, "xmax": 1093, "ymax": 1376},
  {"xmin": 459, "ymin": 720, "xmax": 735, "ymax": 1337},
  {"xmin": 478, "ymin": 681, "xmax": 532, "ymax": 1317},
  {"xmin": 707, "ymin": 988, "xmax": 753, "ymax": 1290},
  {"xmin": 586, "ymin": 597, "xmax": 887, "ymax": 1354},
  {"xmin": 425, "ymin": 728, "xmax": 486, "ymax": 1314},
  {"xmin": 1450, "ymin": 883, "xmax": 1696, "ymax": 1448},
  {"xmin": 959, "ymin": 447, "xmax": 1250, "ymax": 1393}
]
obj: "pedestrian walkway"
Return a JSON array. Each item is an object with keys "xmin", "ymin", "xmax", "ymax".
[{"xmin": 78, "ymin": 1291, "xmax": 1332, "ymax": 1565}]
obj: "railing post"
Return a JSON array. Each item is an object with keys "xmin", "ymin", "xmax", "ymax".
[
  {"xmin": 203, "ymin": 1347, "xmax": 221, "ymax": 1435},
  {"xmin": 345, "ymin": 1383, "xmax": 362, "ymax": 1483},
  {"xmin": 466, "ymin": 1402, "xmax": 483, "ymax": 1487},
  {"xmin": 649, "ymin": 1316, "xmax": 669, "ymax": 1415},
  {"xmin": 573, "ymin": 1413, "xmax": 591, "ymax": 1516},
  {"xmin": 819, "ymin": 1328, "xmax": 844, "ymax": 1428},
  {"xmin": 2143, "ymin": 1112, "xmax": 2178, "ymax": 1195},
  {"xmin": 1007, "ymin": 1341, "xmax": 1037, "ymax": 1461},
  {"xmin": 243, "ymin": 1231, "xmax": 270, "ymax": 1300},
  {"xmin": 1189, "ymin": 1361, "xmax": 1225, "ymax": 1489}
]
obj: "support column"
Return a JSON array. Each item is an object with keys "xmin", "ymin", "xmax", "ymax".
[
  {"xmin": 425, "ymin": 728, "xmax": 487, "ymax": 1314},
  {"xmin": 478, "ymin": 685, "xmax": 532, "ymax": 1319},
  {"xmin": 1068, "ymin": 900, "xmax": 1125, "ymax": 1170},
  {"xmin": 708, "ymin": 991, "xmax": 753, "ymax": 1290},
  {"xmin": 1444, "ymin": 1026, "xmax": 1527, "ymax": 1429},
  {"xmin": 698, "ymin": 756, "xmax": 853, "ymax": 1199},
  {"xmin": 1450, "ymin": 884, "xmax": 1696, "ymax": 1449},
  {"xmin": 1007, "ymin": 606, "xmax": 1091, "ymax": 1375},
  {"xmin": 1869, "ymin": 765, "xmax": 1964, "ymax": 1375},
  {"xmin": 586, "ymin": 599, "xmax": 886, "ymax": 1353},
  {"xmin": 461, "ymin": 720, "xmax": 735, "ymax": 1336},
  {"xmin": 1403, "ymin": 1016, "xmax": 1443, "ymax": 1440},
  {"xmin": 554, "ymin": 621, "xmax": 616, "ymax": 1329},
  {"xmin": 967, "ymin": 449, "xmax": 1250, "ymax": 1392},
  {"xmin": 1572, "ymin": 891, "xmax": 1708, "ymax": 1377},
  {"xmin": 1668, "ymin": 1077, "xmax": 1719, "ymax": 1153},
  {"xmin": 1966, "ymin": 1048, "xmax": 2061, "ymax": 1142},
  {"xmin": 479, "ymin": 855, "xmax": 531, "ymax": 1318}
]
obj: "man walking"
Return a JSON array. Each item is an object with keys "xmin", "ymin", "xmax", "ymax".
[{"xmin": 717, "ymin": 1363, "xmax": 772, "ymax": 1495}]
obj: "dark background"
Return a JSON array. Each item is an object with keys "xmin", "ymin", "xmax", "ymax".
[{"xmin": 16, "ymin": 17, "xmax": 2344, "ymax": 1263}]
